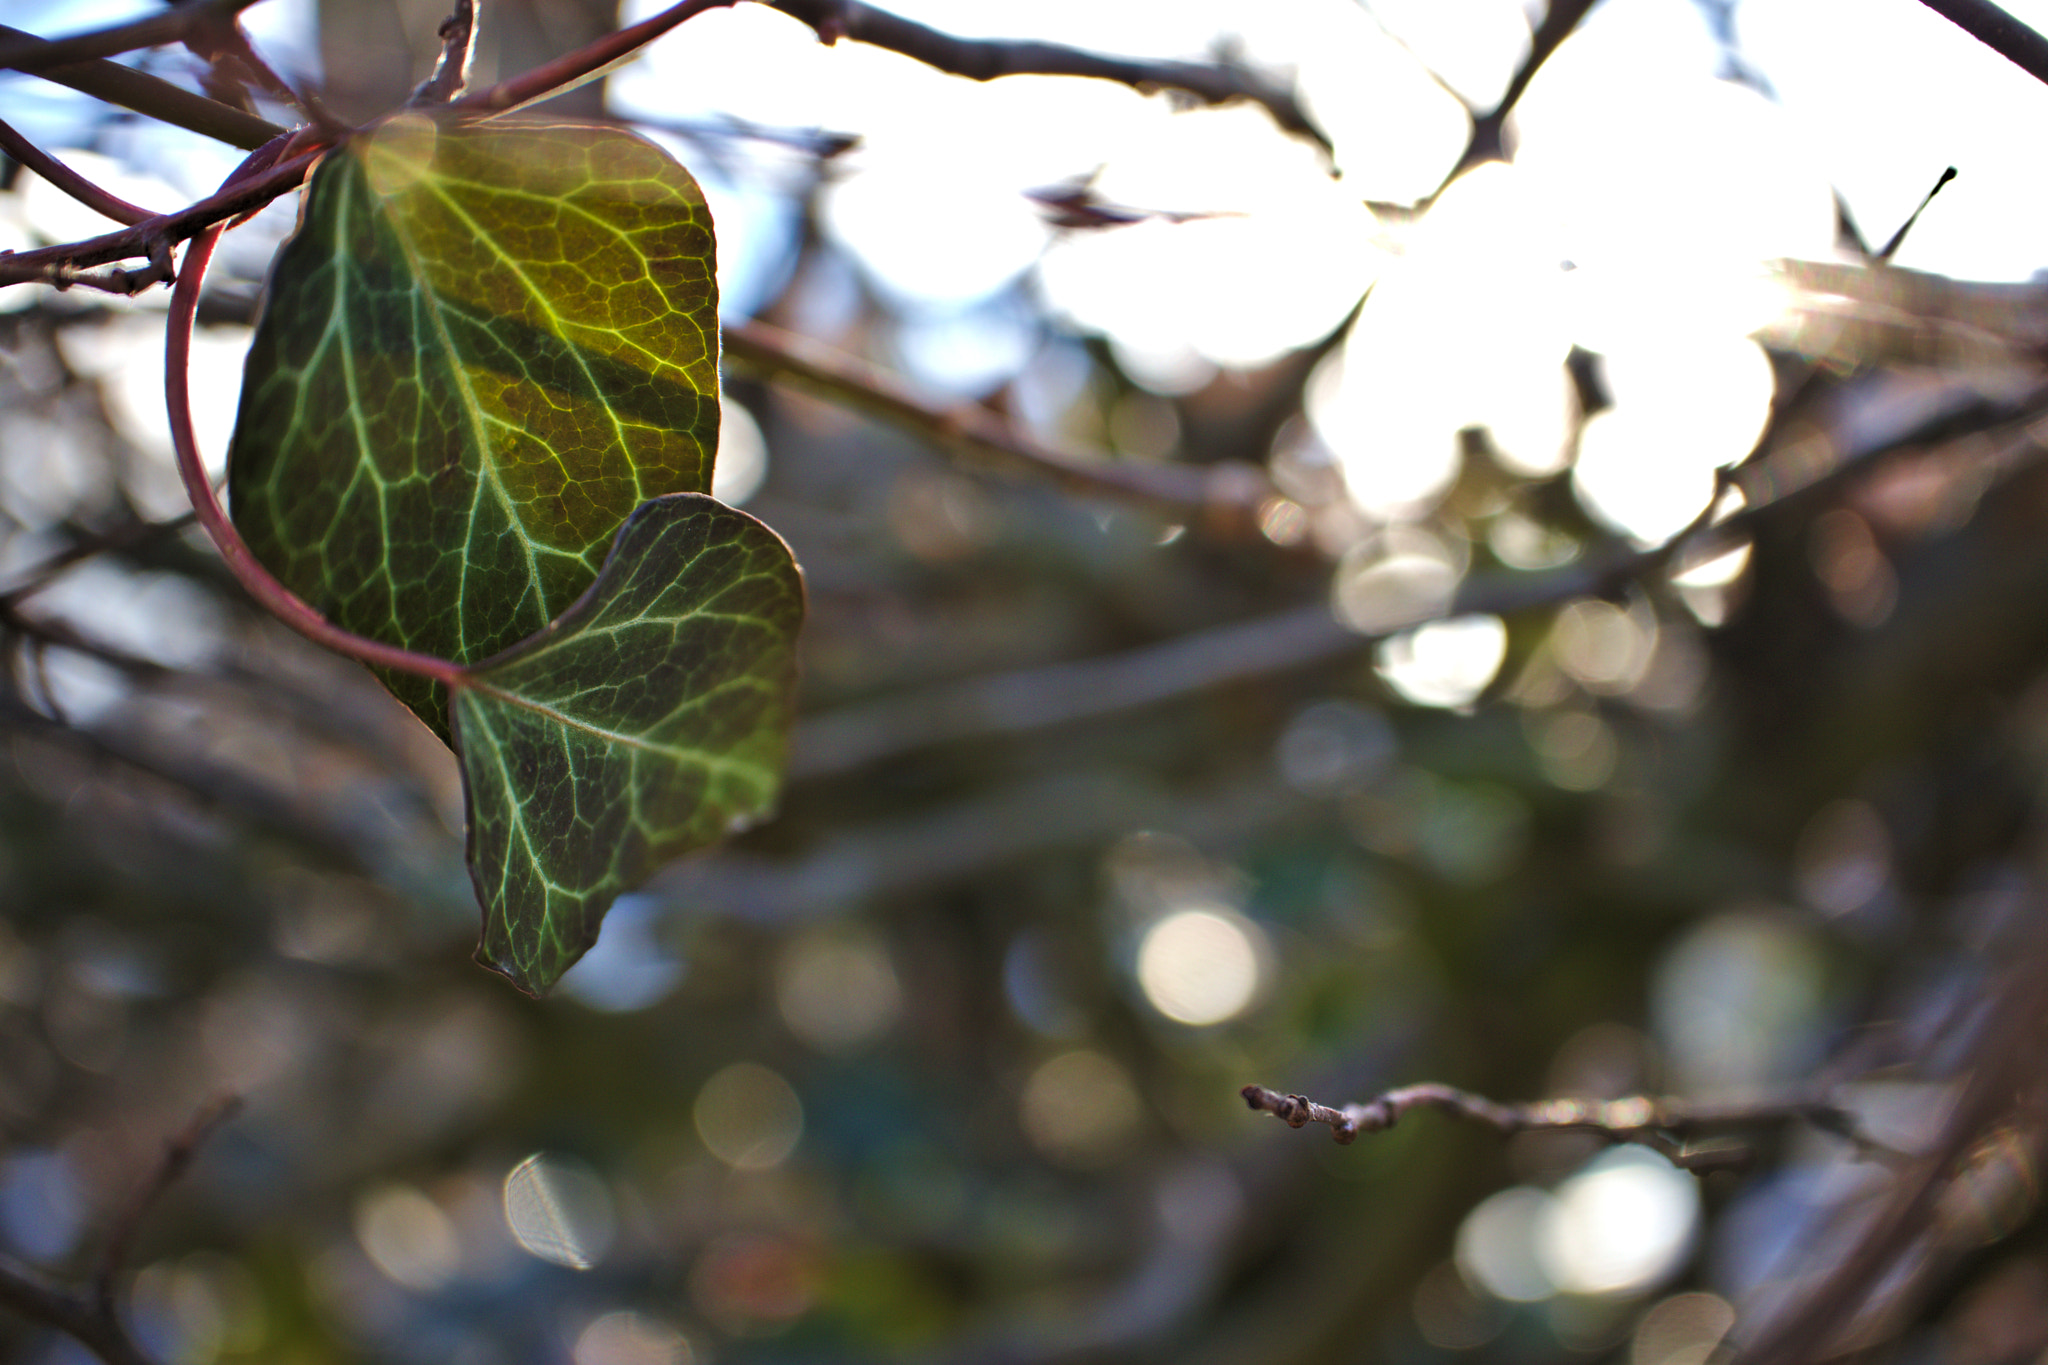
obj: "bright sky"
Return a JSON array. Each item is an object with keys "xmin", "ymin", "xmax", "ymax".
[{"xmin": 7, "ymin": 0, "xmax": 2048, "ymax": 706}]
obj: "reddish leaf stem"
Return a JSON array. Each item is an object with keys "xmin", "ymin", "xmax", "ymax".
[{"xmin": 165, "ymin": 216, "xmax": 468, "ymax": 691}]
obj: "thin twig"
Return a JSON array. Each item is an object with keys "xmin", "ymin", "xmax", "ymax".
[
  {"xmin": 1914, "ymin": 0, "xmax": 2048, "ymax": 90},
  {"xmin": 723, "ymin": 319, "xmax": 1275, "ymax": 532},
  {"xmin": 94, "ymin": 1095, "xmax": 243, "ymax": 1317},
  {"xmin": 0, "ymin": 23, "xmax": 281, "ymax": 150},
  {"xmin": 455, "ymin": 0, "xmax": 1329, "ymax": 156},
  {"xmin": 1877, "ymin": 166, "xmax": 1958, "ymax": 263},
  {"xmin": 1241, "ymin": 1082, "xmax": 1865, "ymax": 1172},
  {"xmin": 0, "ymin": 118, "xmax": 157, "ymax": 226}
]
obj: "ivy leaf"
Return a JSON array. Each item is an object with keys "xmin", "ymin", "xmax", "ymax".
[
  {"xmin": 452, "ymin": 493, "xmax": 803, "ymax": 997},
  {"xmin": 227, "ymin": 113, "xmax": 720, "ymax": 738}
]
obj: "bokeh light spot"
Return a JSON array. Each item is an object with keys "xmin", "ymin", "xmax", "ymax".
[
  {"xmin": 1538, "ymin": 1146, "xmax": 1699, "ymax": 1296},
  {"xmin": 355, "ymin": 1183, "xmax": 459, "ymax": 1291},
  {"xmin": 1456, "ymin": 1185, "xmax": 1557, "ymax": 1303},
  {"xmin": 1135, "ymin": 907, "xmax": 1264, "ymax": 1026},
  {"xmin": 695, "ymin": 1062, "xmax": 805, "ymax": 1170},
  {"xmin": 1375, "ymin": 615, "xmax": 1509, "ymax": 709},
  {"xmin": 776, "ymin": 927, "xmax": 902, "ymax": 1052},
  {"xmin": 1631, "ymin": 1291, "xmax": 1736, "ymax": 1365},
  {"xmin": 1020, "ymin": 1049, "xmax": 1142, "ymax": 1168},
  {"xmin": 574, "ymin": 1310, "xmax": 694, "ymax": 1365},
  {"xmin": 503, "ymin": 1154, "xmax": 616, "ymax": 1270}
]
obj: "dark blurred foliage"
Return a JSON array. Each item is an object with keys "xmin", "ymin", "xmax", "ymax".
[{"xmin": 5, "ymin": 3, "xmax": 2048, "ymax": 1365}]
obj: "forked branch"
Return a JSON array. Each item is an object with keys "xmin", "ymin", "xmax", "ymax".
[{"xmin": 0, "ymin": 1095, "xmax": 242, "ymax": 1365}]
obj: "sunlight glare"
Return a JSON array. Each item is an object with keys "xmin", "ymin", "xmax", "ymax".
[
  {"xmin": 1316, "ymin": 164, "xmax": 1573, "ymax": 517},
  {"xmin": 1573, "ymin": 338, "xmax": 1774, "ymax": 544}
]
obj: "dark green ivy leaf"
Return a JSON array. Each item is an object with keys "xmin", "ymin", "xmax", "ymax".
[
  {"xmin": 228, "ymin": 112, "xmax": 720, "ymax": 737},
  {"xmin": 453, "ymin": 493, "xmax": 802, "ymax": 997}
]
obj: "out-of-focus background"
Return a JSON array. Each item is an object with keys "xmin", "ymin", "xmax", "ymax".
[{"xmin": 7, "ymin": 1, "xmax": 2048, "ymax": 1361}]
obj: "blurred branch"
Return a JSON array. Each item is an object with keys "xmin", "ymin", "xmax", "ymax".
[
  {"xmin": 0, "ymin": 1095, "xmax": 239, "ymax": 1365},
  {"xmin": 766, "ymin": 0, "xmax": 1332, "ymax": 154},
  {"xmin": 0, "ymin": 23, "xmax": 282, "ymax": 150},
  {"xmin": 1241, "ymin": 1082, "xmax": 1878, "ymax": 1172},
  {"xmin": 0, "ymin": 118, "xmax": 157, "ymax": 226},
  {"xmin": 0, "ymin": 513, "xmax": 199, "ymax": 609},
  {"xmin": 791, "ymin": 376, "xmax": 2048, "ymax": 777},
  {"xmin": 94, "ymin": 1095, "xmax": 242, "ymax": 1317},
  {"xmin": 1915, "ymin": 0, "xmax": 2048, "ymax": 89},
  {"xmin": 1739, "ymin": 944, "xmax": 2048, "ymax": 1364},
  {"xmin": 792, "ymin": 604, "xmax": 1345, "ymax": 779},
  {"xmin": 0, "ymin": 694, "xmax": 382, "ymax": 871},
  {"xmin": 1447, "ymin": 0, "xmax": 1599, "ymax": 182},
  {"xmin": 724, "ymin": 318, "xmax": 1276, "ymax": 533},
  {"xmin": 0, "ymin": 1263, "xmax": 153, "ymax": 1365}
]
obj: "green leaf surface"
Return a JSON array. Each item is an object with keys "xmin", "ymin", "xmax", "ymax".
[
  {"xmin": 228, "ymin": 113, "xmax": 720, "ymax": 736},
  {"xmin": 453, "ymin": 493, "xmax": 802, "ymax": 997}
]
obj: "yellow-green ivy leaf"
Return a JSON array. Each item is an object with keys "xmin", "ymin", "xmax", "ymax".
[{"xmin": 228, "ymin": 113, "xmax": 720, "ymax": 737}]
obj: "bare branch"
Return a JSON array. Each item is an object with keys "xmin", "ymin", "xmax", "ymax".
[
  {"xmin": 0, "ymin": 142, "xmax": 320, "ymax": 293},
  {"xmin": 1915, "ymin": 0, "xmax": 2048, "ymax": 90},
  {"xmin": 456, "ymin": 0, "xmax": 739, "ymax": 116},
  {"xmin": 1241, "ymin": 1082, "xmax": 1867, "ymax": 1172},
  {"xmin": 1738, "ymin": 946, "xmax": 2048, "ymax": 1364},
  {"xmin": 0, "ymin": 23, "xmax": 282, "ymax": 150},
  {"xmin": 767, "ymin": 0, "xmax": 1331, "ymax": 154},
  {"xmin": 723, "ymin": 319, "xmax": 1275, "ymax": 533},
  {"xmin": 1877, "ymin": 165, "xmax": 1958, "ymax": 263}
]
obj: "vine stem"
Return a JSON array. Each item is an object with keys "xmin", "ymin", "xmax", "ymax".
[{"xmin": 165, "ymin": 214, "xmax": 468, "ymax": 690}]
